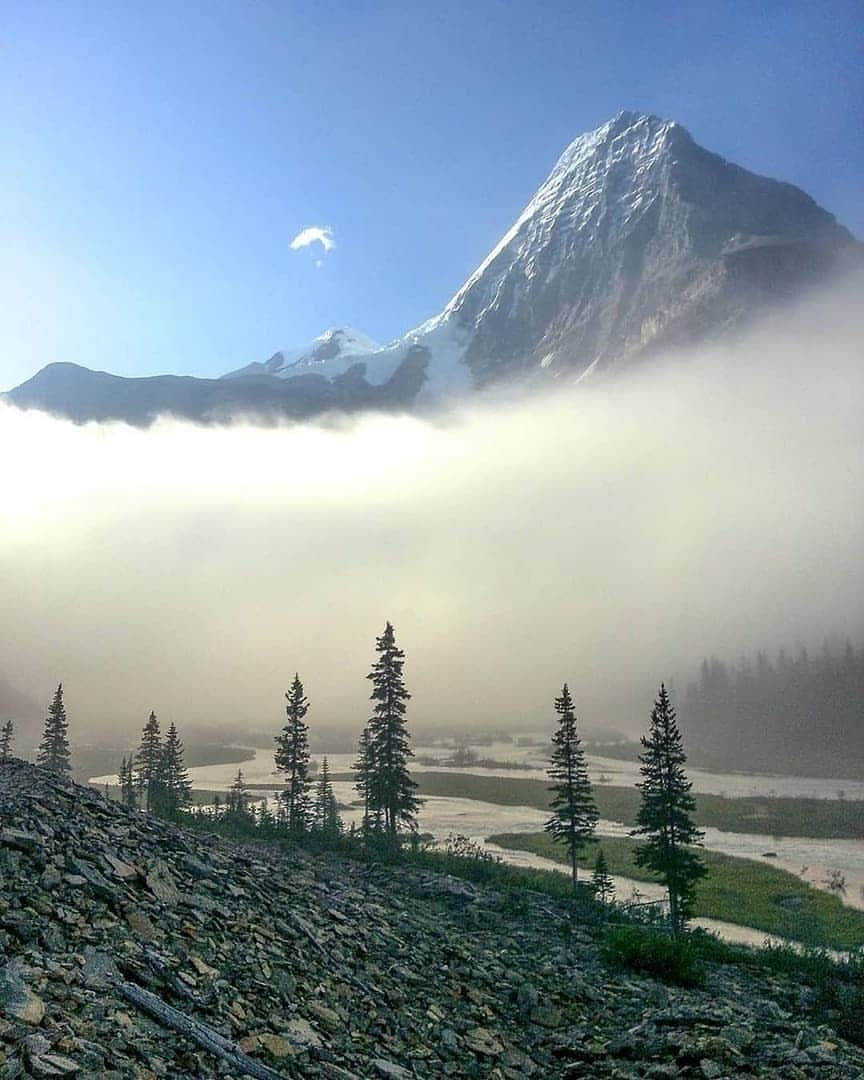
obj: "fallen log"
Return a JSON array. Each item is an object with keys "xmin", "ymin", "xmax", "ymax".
[{"xmin": 114, "ymin": 978, "xmax": 289, "ymax": 1080}]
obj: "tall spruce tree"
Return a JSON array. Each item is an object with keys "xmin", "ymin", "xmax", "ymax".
[
  {"xmin": 135, "ymin": 711, "xmax": 163, "ymax": 812},
  {"xmin": 274, "ymin": 674, "xmax": 312, "ymax": 834},
  {"xmin": 160, "ymin": 721, "xmax": 192, "ymax": 820},
  {"xmin": 544, "ymin": 684, "xmax": 598, "ymax": 887},
  {"xmin": 365, "ymin": 622, "xmax": 420, "ymax": 840},
  {"xmin": 632, "ymin": 683, "xmax": 706, "ymax": 931},
  {"xmin": 0, "ymin": 719, "xmax": 13, "ymax": 763},
  {"xmin": 37, "ymin": 684, "xmax": 71, "ymax": 774},
  {"xmin": 313, "ymin": 755, "xmax": 341, "ymax": 836}
]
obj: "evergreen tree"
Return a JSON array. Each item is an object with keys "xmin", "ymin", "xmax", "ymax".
[
  {"xmin": 544, "ymin": 684, "xmax": 598, "ymax": 887},
  {"xmin": 37, "ymin": 684, "xmax": 72, "ymax": 774},
  {"xmin": 135, "ymin": 711, "xmax": 163, "ymax": 812},
  {"xmin": 160, "ymin": 721, "xmax": 192, "ymax": 820},
  {"xmin": 256, "ymin": 798, "xmax": 277, "ymax": 836},
  {"xmin": 365, "ymin": 622, "xmax": 420, "ymax": 840},
  {"xmin": 274, "ymin": 674, "xmax": 312, "ymax": 835},
  {"xmin": 313, "ymin": 755, "xmax": 341, "ymax": 836},
  {"xmin": 591, "ymin": 848, "xmax": 615, "ymax": 904},
  {"xmin": 352, "ymin": 726, "xmax": 379, "ymax": 835},
  {"xmin": 632, "ymin": 683, "xmax": 706, "ymax": 931},
  {"xmin": 119, "ymin": 755, "xmax": 138, "ymax": 809},
  {"xmin": 225, "ymin": 768, "xmax": 252, "ymax": 830},
  {"xmin": 0, "ymin": 719, "xmax": 13, "ymax": 763}
]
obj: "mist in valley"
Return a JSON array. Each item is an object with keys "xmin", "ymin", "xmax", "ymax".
[{"xmin": 1, "ymin": 279, "xmax": 862, "ymax": 755}]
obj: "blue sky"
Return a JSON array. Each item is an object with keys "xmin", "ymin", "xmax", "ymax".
[{"xmin": 1, "ymin": 1, "xmax": 861, "ymax": 386}]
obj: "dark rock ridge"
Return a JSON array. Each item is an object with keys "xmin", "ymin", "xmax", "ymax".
[
  {"xmin": 2, "ymin": 759, "xmax": 863, "ymax": 1078},
  {"xmin": 4, "ymin": 348, "xmax": 429, "ymax": 427}
]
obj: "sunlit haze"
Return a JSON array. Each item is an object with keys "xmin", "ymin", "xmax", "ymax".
[{"xmin": 3, "ymin": 281, "xmax": 861, "ymax": 740}]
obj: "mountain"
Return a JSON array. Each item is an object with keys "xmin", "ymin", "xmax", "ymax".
[
  {"xmin": 5, "ymin": 112, "xmax": 858, "ymax": 424},
  {"xmin": 409, "ymin": 110, "xmax": 856, "ymax": 388},
  {"xmin": 5, "ymin": 349, "xmax": 429, "ymax": 427},
  {"xmin": 223, "ymin": 326, "xmax": 382, "ymax": 381},
  {"xmin": 3, "ymin": 758, "xmax": 864, "ymax": 1077}
]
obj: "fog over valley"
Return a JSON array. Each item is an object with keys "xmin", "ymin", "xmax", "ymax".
[
  {"xmin": 2, "ymin": 280, "xmax": 862, "ymax": 747},
  {"xmin": 4, "ymin": 10, "xmax": 864, "ymax": 1071}
]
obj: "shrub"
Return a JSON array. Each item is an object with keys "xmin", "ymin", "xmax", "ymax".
[
  {"xmin": 753, "ymin": 944, "xmax": 864, "ymax": 1047},
  {"xmin": 600, "ymin": 925, "xmax": 706, "ymax": 987},
  {"xmin": 443, "ymin": 832, "xmax": 500, "ymax": 862}
]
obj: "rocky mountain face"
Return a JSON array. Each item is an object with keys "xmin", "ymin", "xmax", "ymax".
[
  {"xmin": 421, "ymin": 111, "xmax": 856, "ymax": 388},
  {"xmin": 2, "ymin": 759, "xmax": 864, "ymax": 1078},
  {"xmin": 4, "ymin": 112, "xmax": 858, "ymax": 424}
]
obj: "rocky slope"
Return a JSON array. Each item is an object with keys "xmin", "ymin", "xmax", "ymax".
[{"xmin": 1, "ymin": 759, "xmax": 863, "ymax": 1079}]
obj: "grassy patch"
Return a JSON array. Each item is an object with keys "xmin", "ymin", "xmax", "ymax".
[
  {"xmin": 411, "ymin": 770, "xmax": 864, "ymax": 840},
  {"xmin": 403, "ymin": 848, "xmax": 581, "ymax": 903},
  {"xmin": 488, "ymin": 831, "xmax": 864, "ymax": 951},
  {"xmin": 600, "ymin": 924, "xmax": 706, "ymax": 987},
  {"xmin": 752, "ymin": 944, "xmax": 864, "ymax": 1047}
]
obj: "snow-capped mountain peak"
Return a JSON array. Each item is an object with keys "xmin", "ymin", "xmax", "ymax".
[
  {"xmin": 407, "ymin": 109, "xmax": 852, "ymax": 387},
  {"xmin": 12, "ymin": 111, "xmax": 854, "ymax": 425},
  {"xmin": 418, "ymin": 112, "xmax": 678, "ymax": 332},
  {"xmin": 226, "ymin": 111, "xmax": 853, "ymax": 400},
  {"xmin": 223, "ymin": 326, "xmax": 382, "ymax": 381}
]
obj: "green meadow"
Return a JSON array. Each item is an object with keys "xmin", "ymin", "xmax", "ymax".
[{"xmin": 488, "ymin": 831, "xmax": 864, "ymax": 951}]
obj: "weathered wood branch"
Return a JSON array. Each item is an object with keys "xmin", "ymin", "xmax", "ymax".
[{"xmin": 114, "ymin": 978, "xmax": 289, "ymax": 1080}]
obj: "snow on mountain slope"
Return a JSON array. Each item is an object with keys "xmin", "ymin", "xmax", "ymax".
[
  {"xmin": 408, "ymin": 110, "xmax": 854, "ymax": 388},
  {"xmin": 232, "ymin": 111, "xmax": 854, "ymax": 400},
  {"xmin": 10, "ymin": 112, "xmax": 858, "ymax": 424},
  {"xmin": 223, "ymin": 326, "xmax": 382, "ymax": 381}
]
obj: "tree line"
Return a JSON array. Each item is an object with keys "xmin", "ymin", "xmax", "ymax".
[
  {"xmin": 545, "ymin": 681, "xmax": 704, "ymax": 931},
  {"xmin": 14, "ymin": 625, "xmax": 705, "ymax": 930},
  {"xmin": 682, "ymin": 640, "xmax": 864, "ymax": 775},
  {"xmin": 14, "ymin": 622, "xmax": 421, "ymax": 846}
]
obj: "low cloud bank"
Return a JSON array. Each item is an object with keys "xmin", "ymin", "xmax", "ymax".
[{"xmin": 1, "ymin": 280, "xmax": 862, "ymax": 745}]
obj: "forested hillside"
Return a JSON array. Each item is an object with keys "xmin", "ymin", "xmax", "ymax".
[{"xmin": 682, "ymin": 643, "xmax": 864, "ymax": 777}]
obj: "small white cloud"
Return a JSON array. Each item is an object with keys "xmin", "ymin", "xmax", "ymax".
[{"xmin": 290, "ymin": 225, "xmax": 335, "ymax": 254}]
